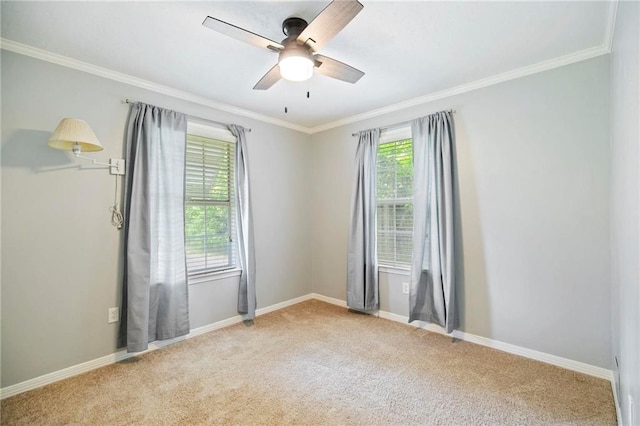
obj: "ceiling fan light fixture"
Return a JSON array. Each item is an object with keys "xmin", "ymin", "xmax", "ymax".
[
  {"xmin": 278, "ymin": 47, "xmax": 314, "ymax": 82},
  {"xmin": 203, "ymin": 0, "xmax": 365, "ymax": 90},
  {"xmin": 279, "ymin": 56, "xmax": 314, "ymax": 81}
]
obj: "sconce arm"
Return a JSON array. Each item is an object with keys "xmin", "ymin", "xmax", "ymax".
[{"xmin": 73, "ymin": 153, "xmax": 126, "ymax": 175}]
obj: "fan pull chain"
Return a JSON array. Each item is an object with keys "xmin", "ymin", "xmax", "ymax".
[{"xmin": 284, "ymin": 82, "xmax": 289, "ymax": 114}]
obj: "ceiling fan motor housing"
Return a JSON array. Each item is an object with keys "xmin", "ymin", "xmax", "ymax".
[
  {"xmin": 278, "ymin": 39, "xmax": 314, "ymax": 64},
  {"xmin": 282, "ymin": 17, "xmax": 308, "ymax": 37}
]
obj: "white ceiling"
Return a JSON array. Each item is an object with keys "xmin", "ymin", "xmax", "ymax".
[{"xmin": 1, "ymin": 1, "xmax": 614, "ymax": 131}]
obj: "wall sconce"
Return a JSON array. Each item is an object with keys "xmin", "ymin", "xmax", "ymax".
[
  {"xmin": 48, "ymin": 118, "xmax": 125, "ymax": 175},
  {"xmin": 48, "ymin": 118, "xmax": 126, "ymax": 229}
]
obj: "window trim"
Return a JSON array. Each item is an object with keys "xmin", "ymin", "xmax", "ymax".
[
  {"xmin": 379, "ymin": 126, "xmax": 412, "ymax": 145},
  {"xmin": 188, "ymin": 121, "xmax": 235, "ymax": 143},
  {"xmin": 187, "ymin": 268, "xmax": 242, "ymax": 286},
  {"xmin": 378, "ymin": 265, "xmax": 410, "ymax": 276}
]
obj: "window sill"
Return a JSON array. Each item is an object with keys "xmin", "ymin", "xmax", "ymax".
[
  {"xmin": 188, "ymin": 268, "xmax": 242, "ymax": 285},
  {"xmin": 378, "ymin": 266, "xmax": 411, "ymax": 276}
]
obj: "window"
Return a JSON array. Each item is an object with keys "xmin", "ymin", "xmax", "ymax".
[
  {"xmin": 376, "ymin": 127, "xmax": 413, "ymax": 268},
  {"xmin": 185, "ymin": 123, "xmax": 237, "ymax": 276}
]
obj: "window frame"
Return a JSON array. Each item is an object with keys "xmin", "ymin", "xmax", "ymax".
[
  {"xmin": 185, "ymin": 122, "xmax": 239, "ymax": 280},
  {"xmin": 376, "ymin": 126, "xmax": 414, "ymax": 270}
]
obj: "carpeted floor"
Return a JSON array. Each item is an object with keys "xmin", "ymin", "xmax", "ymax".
[{"xmin": 1, "ymin": 300, "xmax": 616, "ymax": 425}]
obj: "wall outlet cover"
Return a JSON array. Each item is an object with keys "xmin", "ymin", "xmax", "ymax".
[{"xmin": 402, "ymin": 282, "xmax": 410, "ymax": 294}]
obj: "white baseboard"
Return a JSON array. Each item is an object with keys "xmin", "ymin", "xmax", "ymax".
[
  {"xmin": 310, "ymin": 293, "xmax": 347, "ymax": 307},
  {"xmin": 452, "ymin": 328, "xmax": 612, "ymax": 380},
  {"xmin": 312, "ymin": 293, "xmax": 613, "ymax": 381},
  {"xmin": 315, "ymin": 295, "xmax": 617, "ymax": 426},
  {"xmin": 612, "ymin": 377, "xmax": 622, "ymax": 426},
  {"xmin": 385, "ymin": 309, "xmax": 611, "ymax": 380},
  {"xmin": 255, "ymin": 294, "xmax": 313, "ymax": 316},
  {"xmin": 1, "ymin": 292, "xmax": 614, "ymax": 402},
  {"xmin": 0, "ymin": 293, "xmax": 313, "ymax": 399}
]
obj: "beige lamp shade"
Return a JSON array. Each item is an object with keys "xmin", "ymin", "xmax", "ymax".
[{"xmin": 48, "ymin": 118, "xmax": 104, "ymax": 152}]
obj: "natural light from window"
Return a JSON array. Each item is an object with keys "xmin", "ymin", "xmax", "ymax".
[
  {"xmin": 376, "ymin": 127, "xmax": 413, "ymax": 269},
  {"xmin": 185, "ymin": 123, "xmax": 237, "ymax": 276}
]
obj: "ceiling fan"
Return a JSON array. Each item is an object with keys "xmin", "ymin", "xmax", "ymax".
[{"xmin": 202, "ymin": 0, "xmax": 365, "ymax": 90}]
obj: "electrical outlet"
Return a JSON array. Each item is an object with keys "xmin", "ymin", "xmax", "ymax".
[
  {"xmin": 402, "ymin": 282, "xmax": 409, "ymax": 294},
  {"xmin": 108, "ymin": 307, "xmax": 119, "ymax": 324}
]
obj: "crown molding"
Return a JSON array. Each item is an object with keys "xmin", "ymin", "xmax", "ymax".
[
  {"xmin": 0, "ymin": 38, "xmax": 311, "ymax": 134},
  {"xmin": 311, "ymin": 0, "xmax": 618, "ymax": 134},
  {"xmin": 309, "ymin": 43, "xmax": 611, "ymax": 134},
  {"xmin": 2, "ymin": 17, "xmax": 616, "ymax": 137}
]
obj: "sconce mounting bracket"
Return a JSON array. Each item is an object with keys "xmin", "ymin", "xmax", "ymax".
[{"xmin": 109, "ymin": 159, "xmax": 126, "ymax": 175}]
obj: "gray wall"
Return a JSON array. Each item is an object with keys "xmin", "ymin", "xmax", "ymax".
[
  {"xmin": 0, "ymin": 47, "xmax": 617, "ymax": 389},
  {"xmin": 1, "ymin": 51, "xmax": 312, "ymax": 387},
  {"xmin": 310, "ymin": 56, "xmax": 611, "ymax": 368},
  {"xmin": 609, "ymin": 2, "xmax": 639, "ymax": 424}
]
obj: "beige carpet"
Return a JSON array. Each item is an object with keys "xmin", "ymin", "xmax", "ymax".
[{"xmin": 1, "ymin": 300, "xmax": 615, "ymax": 425}]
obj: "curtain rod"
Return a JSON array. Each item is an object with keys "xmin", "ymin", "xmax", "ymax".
[
  {"xmin": 122, "ymin": 99, "xmax": 251, "ymax": 132},
  {"xmin": 351, "ymin": 109, "xmax": 455, "ymax": 137}
]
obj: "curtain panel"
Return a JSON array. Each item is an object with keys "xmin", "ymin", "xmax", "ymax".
[
  {"xmin": 409, "ymin": 111, "xmax": 457, "ymax": 333},
  {"xmin": 119, "ymin": 102, "xmax": 190, "ymax": 352},
  {"xmin": 347, "ymin": 129, "xmax": 380, "ymax": 311},
  {"xmin": 228, "ymin": 124, "xmax": 256, "ymax": 320}
]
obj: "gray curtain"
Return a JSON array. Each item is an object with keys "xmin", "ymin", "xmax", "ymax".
[
  {"xmin": 119, "ymin": 102, "xmax": 189, "ymax": 353},
  {"xmin": 347, "ymin": 129, "xmax": 380, "ymax": 311},
  {"xmin": 228, "ymin": 124, "xmax": 256, "ymax": 319},
  {"xmin": 409, "ymin": 111, "xmax": 457, "ymax": 333}
]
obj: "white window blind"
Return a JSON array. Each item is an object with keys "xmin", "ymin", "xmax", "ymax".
[
  {"xmin": 376, "ymin": 128, "xmax": 413, "ymax": 268},
  {"xmin": 185, "ymin": 131, "xmax": 236, "ymax": 276}
]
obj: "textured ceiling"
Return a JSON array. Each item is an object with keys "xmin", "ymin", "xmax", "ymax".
[{"xmin": 1, "ymin": 1, "xmax": 612, "ymax": 130}]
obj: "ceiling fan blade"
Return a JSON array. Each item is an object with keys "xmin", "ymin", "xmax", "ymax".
[
  {"xmin": 253, "ymin": 64, "xmax": 282, "ymax": 90},
  {"xmin": 314, "ymin": 54, "xmax": 364, "ymax": 84},
  {"xmin": 297, "ymin": 0, "xmax": 363, "ymax": 51},
  {"xmin": 203, "ymin": 16, "xmax": 283, "ymax": 52}
]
